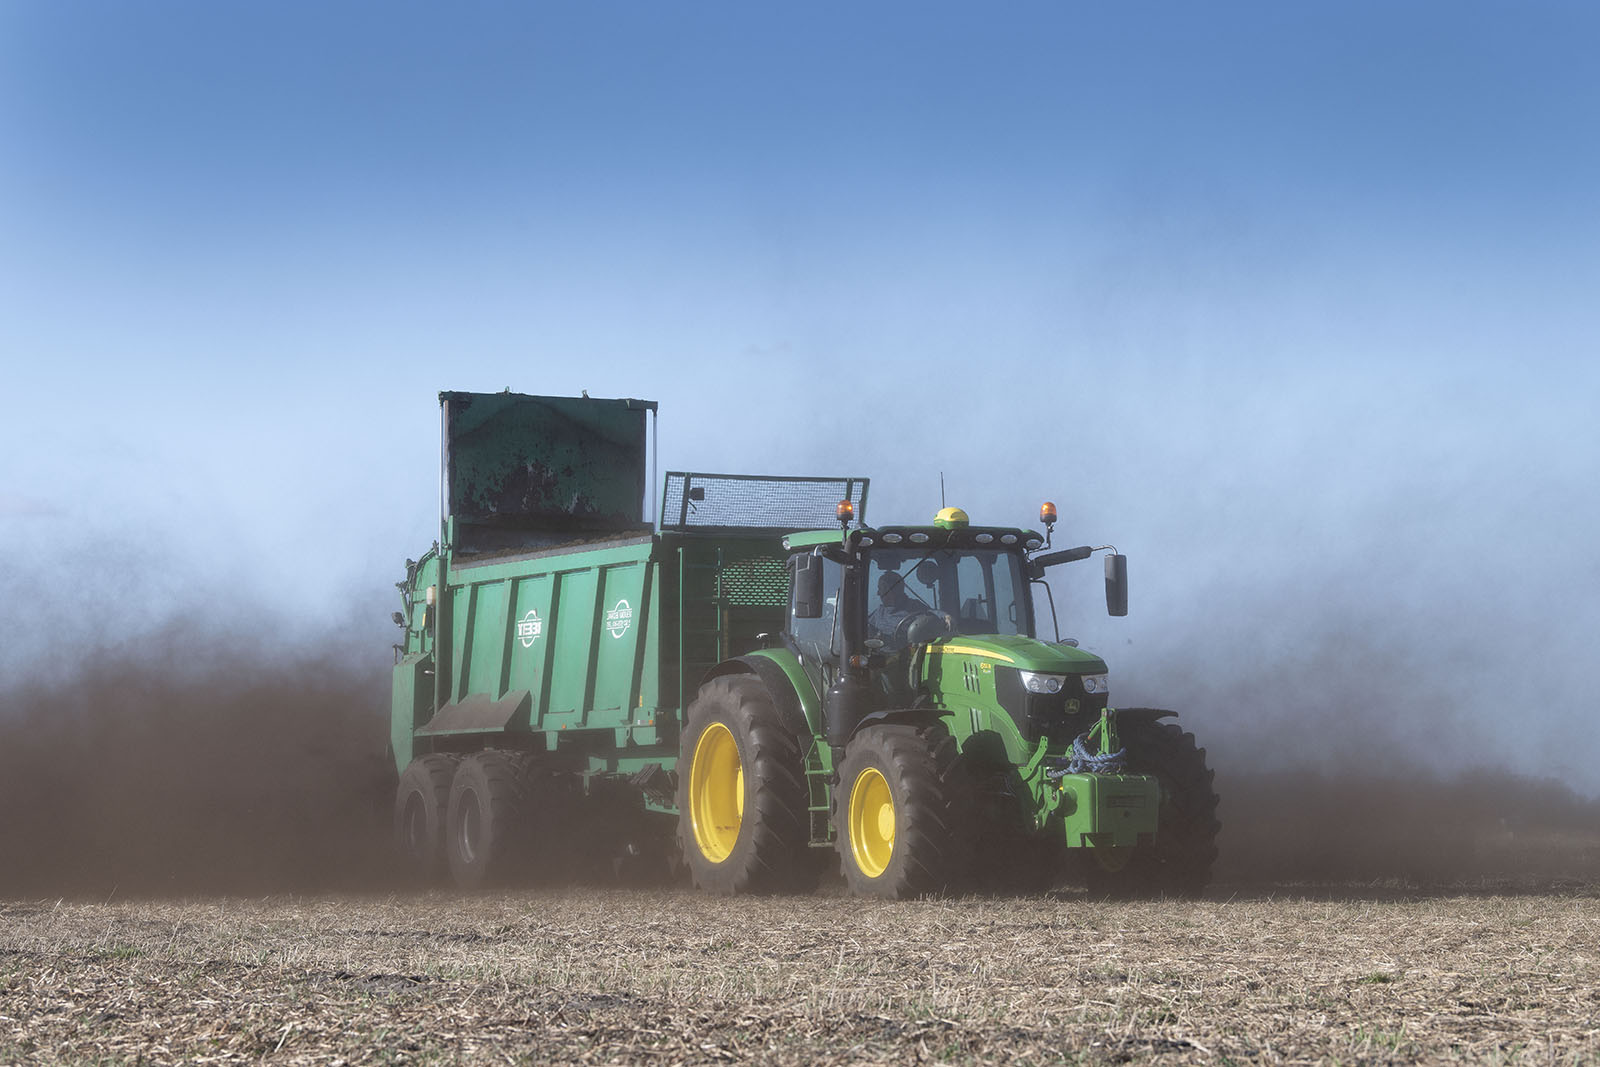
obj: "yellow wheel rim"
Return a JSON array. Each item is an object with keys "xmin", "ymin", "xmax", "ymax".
[
  {"xmin": 848, "ymin": 766, "xmax": 895, "ymax": 878},
  {"xmin": 689, "ymin": 722, "xmax": 744, "ymax": 863}
]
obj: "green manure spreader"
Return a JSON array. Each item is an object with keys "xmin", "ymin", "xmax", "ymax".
[{"xmin": 391, "ymin": 391, "xmax": 1219, "ymax": 897}]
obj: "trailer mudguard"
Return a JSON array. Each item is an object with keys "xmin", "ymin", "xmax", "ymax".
[{"xmin": 415, "ymin": 690, "xmax": 533, "ymax": 737}]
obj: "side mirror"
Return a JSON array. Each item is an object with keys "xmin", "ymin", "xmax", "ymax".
[
  {"xmin": 792, "ymin": 552, "xmax": 825, "ymax": 619},
  {"xmin": 391, "ymin": 611, "xmax": 405, "ymax": 626},
  {"xmin": 1105, "ymin": 554, "xmax": 1128, "ymax": 617}
]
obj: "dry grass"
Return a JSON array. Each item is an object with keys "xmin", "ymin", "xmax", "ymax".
[{"xmin": 3, "ymin": 886, "xmax": 1598, "ymax": 1065}]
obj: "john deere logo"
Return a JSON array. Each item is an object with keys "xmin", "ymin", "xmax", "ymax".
[
  {"xmin": 605, "ymin": 598, "xmax": 633, "ymax": 639},
  {"xmin": 517, "ymin": 609, "xmax": 543, "ymax": 648}
]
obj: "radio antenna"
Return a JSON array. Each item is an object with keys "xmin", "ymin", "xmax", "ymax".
[{"xmin": 940, "ymin": 471, "xmax": 946, "ymax": 508}]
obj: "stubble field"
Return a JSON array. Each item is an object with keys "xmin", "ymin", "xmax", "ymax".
[{"xmin": 4, "ymin": 885, "xmax": 1598, "ymax": 1065}]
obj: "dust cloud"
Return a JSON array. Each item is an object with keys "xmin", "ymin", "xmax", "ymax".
[
  {"xmin": 0, "ymin": 621, "xmax": 395, "ymax": 897},
  {"xmin": 1123, "ymin": 599, "xmax": 1600, "ymax": 889},
  {"xmin": 1215, "ymin": 767, "xmax": 1600, "ymax": 888},
  {"xmin": 2, "ymin": 611, "xmax": 1597, "ymax": 898}
]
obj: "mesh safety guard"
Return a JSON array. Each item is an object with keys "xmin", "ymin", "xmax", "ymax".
[{"xmin": 661, "ymin": 472, "xmax": 869, "ymax": 532}]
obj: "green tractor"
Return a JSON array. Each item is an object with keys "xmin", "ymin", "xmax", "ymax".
[
  {"xmin": 390, "ymin": 391, "xmax": 1219, "ymax": 896},
  {"xmin": 677, "ymin": 503, "xmax": 1220, "ymax": 898}
]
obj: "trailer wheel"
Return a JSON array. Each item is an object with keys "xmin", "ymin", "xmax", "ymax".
[
  {"xmin": 836, "ymin": 723, "xmax": 973, "ymax": 899},
  {"xmin": 394, "ymin": 754, "xmax": 459, "ymax": 883},
  {"xmin": 446, "ymin": 750, "xmax": 535, "ymax": 889},
  {"xmin": 1083, "ymin": 715, "xmax": 1220, "ymax": 898},
  {"xmin": 677, "ymin": 674, "xmax": 813, "ymax": 894}
]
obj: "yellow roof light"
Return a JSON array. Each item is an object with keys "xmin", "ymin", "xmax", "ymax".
[{"xmin": 934, "ymin": 507, "xmax": 969, "ymax": 529}]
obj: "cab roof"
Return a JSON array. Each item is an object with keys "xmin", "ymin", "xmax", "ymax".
[{"xmin": 781, "ymin": 526, "xmax": 1046, "ymax": 551}]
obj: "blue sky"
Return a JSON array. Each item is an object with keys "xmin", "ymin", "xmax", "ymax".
[{"xmin": 4, "ymin": 3, "xmax": 1597, "ymax": 784}]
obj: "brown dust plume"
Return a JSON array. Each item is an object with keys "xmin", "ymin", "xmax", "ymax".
[{"xmin": 2, "ymin": 621, "xmax": 1598, "ymax": 897}]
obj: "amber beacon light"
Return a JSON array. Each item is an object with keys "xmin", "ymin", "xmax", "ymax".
[{"xmin": 836, "ymin": 499, "xmax": 855, "ymax": 526}]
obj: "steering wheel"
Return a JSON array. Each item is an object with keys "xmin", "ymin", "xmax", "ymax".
[{"xmin": 894, "ymin": 610, "xmax": 952, "ymax": 646}]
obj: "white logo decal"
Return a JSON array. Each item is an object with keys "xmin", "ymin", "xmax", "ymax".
[
  {"xmin": 605, "ymin": 598, "xmax": 633, "ymax": 639},
  {"xmin": 517, "ymin": 609, "xmax": 543, "ymax": 648}
]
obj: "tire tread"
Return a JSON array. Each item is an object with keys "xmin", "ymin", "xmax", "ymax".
[
  {"xmin": 678, "ymin": 674, "xmax": 814, "ymax": 894},
  {"xmin": 1084, "ymin": 712, "xmax": 1221, "ymax": 899},
  {"xmin": 837, "ymin": 722, "xmax": 974, "ymax": 899}
]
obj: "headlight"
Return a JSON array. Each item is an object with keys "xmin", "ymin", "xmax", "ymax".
[
  {"xmin": 1079, "ymin": 673, "xmax": 1110, "ymax": 695},
  {"xmin": 1018, "ymin": 671, "xmax": 1065, "ymax": 694}
]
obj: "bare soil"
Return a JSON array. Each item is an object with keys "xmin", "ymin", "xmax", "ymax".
[{"xmin": 4, "ymin": 886, "xmax": 1598, "ymax": 1065}]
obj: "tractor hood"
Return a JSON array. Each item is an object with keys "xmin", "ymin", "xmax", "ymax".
[{"xmin": 923, "ymin": 634, "xmax": 1107, "ymax": 675}]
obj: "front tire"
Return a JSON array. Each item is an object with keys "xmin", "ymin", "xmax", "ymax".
[
  {"xmin": 836, "ymin": 723, "xmax": 973, "ymax": 898},
  {"xmin": 446, "ymin": 750, "xmax": 535, "ymax": 889},
  {"xmin": 677, "ymin": 674, "xmax": 813, "ymax": 894},
  {"xmin": 1083, "ymin": 713, "xmax": 1220, "ymax": 898}
]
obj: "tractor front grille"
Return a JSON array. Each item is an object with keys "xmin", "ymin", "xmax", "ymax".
[{"xmin": 993, "ymin": 667, "xmax": 1108, "ymax": 746}]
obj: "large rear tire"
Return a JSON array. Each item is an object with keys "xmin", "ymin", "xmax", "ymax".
[
  {"xmin": 394, "ymin": 754, "xmax": 459, "ymax": 884},
  {"xmin": 446, "ymin": 750, "xmax": 536, "ymax": 889},
  {"xmin": 836, "ymin": 723, "xmax": 973, "ymax": 899},
  {"xmin": 677, "ymin": 674, "xmax": 814, "ymax": 894},
  {"xmin": 1083, "ymin": 713, "xmax": 1220, "ymax": 898}
]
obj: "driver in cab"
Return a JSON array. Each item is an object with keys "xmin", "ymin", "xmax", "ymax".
[{"xmin": 868, "ymin": 569, "xmax": 950, "ymax": 648}]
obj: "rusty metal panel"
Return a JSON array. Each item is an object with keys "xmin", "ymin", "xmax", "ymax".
[{"xmin": 441, "ymin": 392, "xmax": 656, "ymax": 552}]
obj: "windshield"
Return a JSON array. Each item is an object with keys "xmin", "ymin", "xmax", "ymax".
[{"xmin": 865, "ymin": 547, "xmax": 1030, "ymax": 649}]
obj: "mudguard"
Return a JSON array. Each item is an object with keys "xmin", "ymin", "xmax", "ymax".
[{"xmin": 702, "ymin": 654, "xmax": 817, "ymax": 742}]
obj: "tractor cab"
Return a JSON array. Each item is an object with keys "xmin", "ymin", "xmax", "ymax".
[
  {"xmin": 781, "ymin": 503, "xmax": 1129, "ymax": 752},
  {"xmin": 782, "ymin": 503, "xmax": 1122, "ymax": 659},
  {"xmin": 860, "ymin": 523, "xmax": 1038, "ymax": 651}
]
